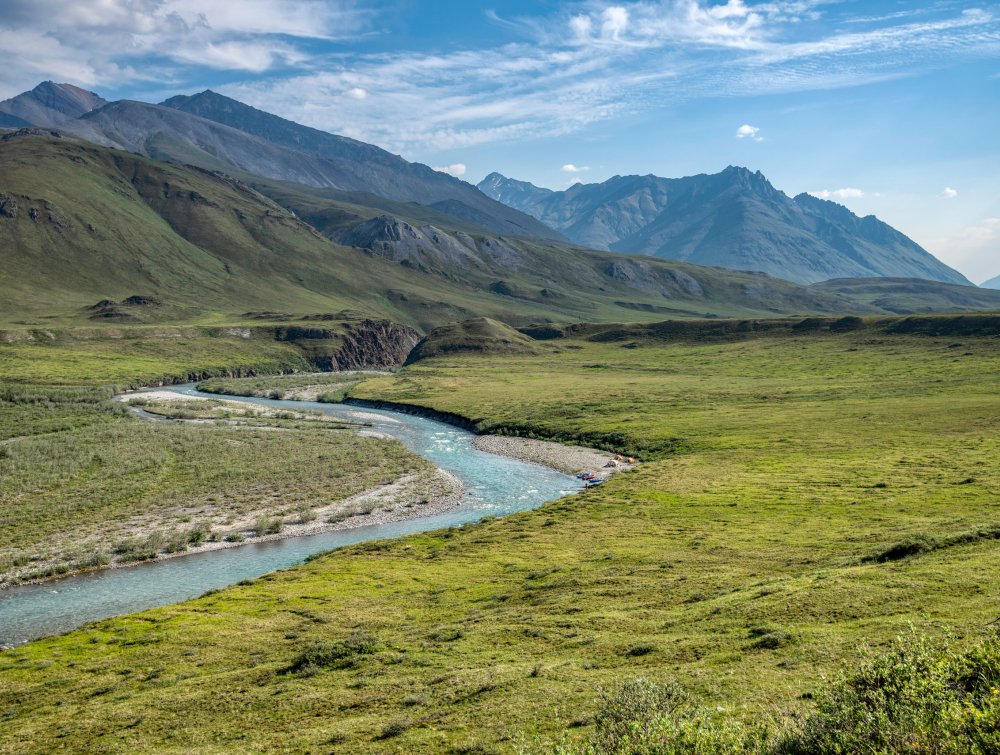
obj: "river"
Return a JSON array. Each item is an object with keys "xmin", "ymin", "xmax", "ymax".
[{"xmin": 0, "ymin": 385, "xmax": 581, "ymax": 646}]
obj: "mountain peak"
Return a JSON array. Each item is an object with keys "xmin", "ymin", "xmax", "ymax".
[
  {"xmin": 0, "ymin": 81, "xmax": 106, "ymax": 127},
  {"xmin": 480, "ymin": 166, "xmax": 971, "ymax": 286}
]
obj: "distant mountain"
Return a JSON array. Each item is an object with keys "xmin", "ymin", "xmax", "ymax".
[
  {"xmin": 813, "ymin": 278, "xmax": 1000, "ymax": 314},
  {"xmin": 53, "ymin": 88, "xmax": 560, "ymax": 241},
  {"xmin": 981, "ymin": 274, "xmax": 1000, "ymax": 290},
  {"xmin": 478, "ymin": 168, "xmax": 971, "ymax": 286},
  {"xmin": 0, "ymin": 81, "xmax": 106, "ymax": 127}
]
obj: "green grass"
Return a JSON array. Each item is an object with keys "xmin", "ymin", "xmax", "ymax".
[{"xmin": 1, "ymin": 321, "xmax": 998, "ymax": 751}]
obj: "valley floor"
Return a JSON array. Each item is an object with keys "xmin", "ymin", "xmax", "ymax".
[{"xmin": 1, "ymin": 317, "xmax": 999, "ymax": 752}]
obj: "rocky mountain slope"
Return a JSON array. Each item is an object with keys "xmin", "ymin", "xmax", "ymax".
[
  {"xmin": 478, "ymin": 169, "xmax": 971, "ymax": 286},
  {"xmin": 44, "ymin": 89, "xmax": 560, "ymax": 241}
]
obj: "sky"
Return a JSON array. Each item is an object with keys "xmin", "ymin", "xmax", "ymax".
[{"xmin": 1, "ymin": 0, "xmax": 999, "ymax": 282}]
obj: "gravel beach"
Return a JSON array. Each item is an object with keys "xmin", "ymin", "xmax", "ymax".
[{"xmin": 473, "ymin": 434, "xmax": 634, "ymax": 475}]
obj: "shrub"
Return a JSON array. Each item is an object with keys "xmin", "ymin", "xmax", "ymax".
[
  {"xmin": 377, "ymin": 719, "xmax": 412, "ymax": 740},
  {"xmin": 252, "ymin": 516, "xmax": 284, "ymax": 536},
  {"xmin": 285, "ymin": 632, "xmax": 380, "ymax": 674},
  {"xmin": 779, "ymin": 630, "xmax": 1000, "ymax": 754}
]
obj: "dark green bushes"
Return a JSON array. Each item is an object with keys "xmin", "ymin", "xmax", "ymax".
[
  {"xmin": 563, "ymin": 632, "xmax": 1000, "ymax": 754},
  {"xmin": 285, "ymin": 632, "xmax": 380, "ymax": 675}
]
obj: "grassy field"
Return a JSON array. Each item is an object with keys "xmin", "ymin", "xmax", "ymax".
[{"xmin": 1, "ymin": 318, "xmax": 998, "ymax": 751}]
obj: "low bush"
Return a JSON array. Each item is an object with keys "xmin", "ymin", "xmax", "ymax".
[{"xmin": 285, "ymin": 632, "xmax": 380, "ymax": 675}]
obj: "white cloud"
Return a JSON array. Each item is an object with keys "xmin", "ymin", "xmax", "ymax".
[
  {"xmin": 810, "ymin": 187, "xmax": 865, "ymax": 200},
  {"xmin": 736, "ymin": 123, "xmax": 763, "ymax": 141},
  {"xmin": 601, "ymin": 7, "xmax": 630, "ymax": 41},
  {"xmin": 561, "ymin": 163, "xmax": 589, "ymax": 172},
  {"xmin": 5, "ymin": 0, "xmax": 997, "ymax": 161},
  {"xmin": 0, "ymin": 0, "xmax": 371, "ymax": 97},
  {"xmin": 433, "ymin": 163, "xmax": 467, "ymax": 177},
  {"xmin": 942, "ymin": 187, "xmax": 958, "ymax": 199}
]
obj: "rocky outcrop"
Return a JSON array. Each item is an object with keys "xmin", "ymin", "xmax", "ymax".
[
  {"xmin": 0, "ymin": 193, "xmax": 17, "ymax": 218},
  {"xmin": 275, "ymin": 320, "xmax": 420, "ymax": 371},
  {"xmin": 332, "ymin": 320, "xmax": 421, "ymax": 370}
]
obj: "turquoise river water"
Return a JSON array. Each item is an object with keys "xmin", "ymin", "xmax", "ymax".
[{"xmin": 0, "ymin": 385, "xmax": 581, "ymax": 646}]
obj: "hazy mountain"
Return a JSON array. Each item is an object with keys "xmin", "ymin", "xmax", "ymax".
[
  {"xmin": 61, "ymin": 88, "xmax": 558, "ymax": 241},
  {"xmin": 0, "ymin": 113, "xmax": 34, "ymax": 128},
  {"xmin": 813, "ymin": 278, "xmax": 1000, "ymax": 314},
  {"xmin": 479, "ymin": 168, "xmax": 971, "ymax": 286},
  {"xmin": 0, "ymin": 81, "xmax": 106, "ymax": 127},
  {"xmin": 981, "ymin": 273, "xmax": 1000, "ymax": 290}
]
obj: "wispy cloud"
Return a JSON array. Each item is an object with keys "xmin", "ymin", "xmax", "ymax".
[
  {"xmin": 562, "ymin": 163, "xmax": 590, "ymax": 172},
  {"xmin": 736, "ymin": 123, "xmax": 763, "ymax": 141},
  {"xmin": 222, "ymin": 2, "xmax": 1000, "ymax": 154},
  {"xmin": 2, "ymin": 0, "xmax": 999, "ymax": 158},
  {"xmin": 810, "ymin": 187, "xmax": 864, "ymax": 200},
  {"xmin": 0, "ymin": 0, "xmax": 372, "ymax": 97},
  {"xmin": 432, "ymin": 162, "xmax": 466, "ymax": 177},
  {"xmin": 942, "ymin": 186, "xmax": 959, "ymax": 199}
]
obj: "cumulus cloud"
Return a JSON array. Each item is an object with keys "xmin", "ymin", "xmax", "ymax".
[
  {"xmin": 810, "ymin": 187, "xmax": 865, "ymax": 200},
  {"xmin": 561, "ymin": 163, "xmax": 589, "ymax": 172},
  {"xmin": 942, "ymin": 187, "xmax": 958, "ymax": 199},
  {"xmin": 344, "ymin": 87, "xmax": 367, "ymax": 100},
  {"xmin": 433, "ymin": 163, "xmax": 467, "ymax": 177},
  {"xmin": 736, "ymin": 124, "xmax": 763, "ymax": 141}
]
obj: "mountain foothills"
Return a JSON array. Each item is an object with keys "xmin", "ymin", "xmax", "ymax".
[
  {"xmin": 0, "ymin": 80, "xmax": 996, "ymax": 331},
  {"xmin": 478, "ymin": 170, "xmax": 972, "ymax": 286}
]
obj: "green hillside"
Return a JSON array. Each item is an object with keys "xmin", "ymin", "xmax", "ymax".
[{"xmin": 1, "ymin": 132, "xmax": 895, "ymax": 331}]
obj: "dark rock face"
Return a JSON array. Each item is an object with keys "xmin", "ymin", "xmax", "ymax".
[
  {"xmin": 330, "ymin": 320, "xmax": 421, "ymax": 371},
  {"xmin": 0, "ymin": 194, "xmax": 18, "ymax": 218},
  {"xmin": 276, "ymin": 320, "xmax": 420, "ymax": 371},
  {"xmin": 479, "ymin": 168, "xmax": 971, "ymax": 286}
]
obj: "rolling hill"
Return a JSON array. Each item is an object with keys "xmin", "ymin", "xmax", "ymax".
[
  {"xmin": 478, "ymin": 169, "xmax": 971, "ymax": 286},
  {"xmin": 982, "ymin": 273, "xmax": 1000, "ymax": 290}
]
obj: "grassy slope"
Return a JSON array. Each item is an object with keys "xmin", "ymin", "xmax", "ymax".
[{"xmin": 2, "ymin": 321, "xmax": 998, "ymax": 752}]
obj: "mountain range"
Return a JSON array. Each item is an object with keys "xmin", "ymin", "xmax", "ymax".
[
  {"xmin": 1, "ymin": 80, "xmax": 996, "ymax": 329},
  {"xmin": 478, "ymin": 171, "xmax": 971, "ymax": 286}
]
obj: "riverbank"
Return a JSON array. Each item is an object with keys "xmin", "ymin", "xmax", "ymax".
[{"xmin": 472, "ymin": 434, "xmax": 634, "ymax": 476}]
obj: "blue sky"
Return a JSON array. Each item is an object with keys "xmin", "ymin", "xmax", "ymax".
[{"xmin": 1, "ymin": 0, "xmax": 998, "ymax": 281}]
